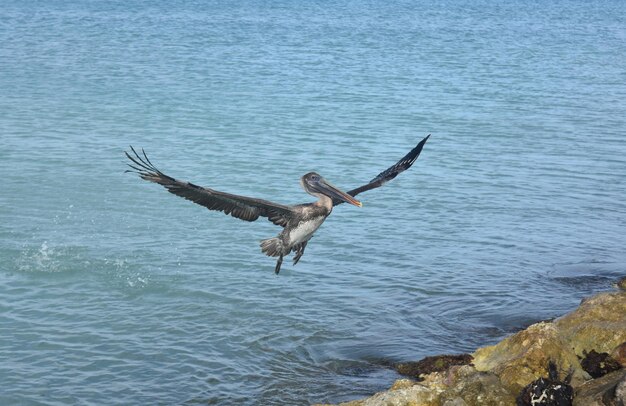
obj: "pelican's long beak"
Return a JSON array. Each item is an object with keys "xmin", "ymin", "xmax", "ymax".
[{"xmin": 318, "ymin": 178, "xmax": 362, "ymax": 207}]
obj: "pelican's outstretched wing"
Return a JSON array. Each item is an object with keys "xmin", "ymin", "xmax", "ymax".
[
  {"xmin": 334, "ymin": 134, "xmax": 430, "ymax": 206},
  {"xmin": 125, "ymin": 147, "xmax": 295, "ymax": 227}
]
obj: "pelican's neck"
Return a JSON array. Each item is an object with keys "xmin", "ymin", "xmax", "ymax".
[{"xmin": 313, "ymin": 194, "xmax": 333, "ymax": 212}]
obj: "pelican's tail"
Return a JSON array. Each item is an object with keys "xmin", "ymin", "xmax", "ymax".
[
  {"xmin": 260, "ymin": 237, "xmax": 284, "ymax": 257},
  {"xmin": 260, "ymin": 237, "xmax": 287, "ymax": 274}
]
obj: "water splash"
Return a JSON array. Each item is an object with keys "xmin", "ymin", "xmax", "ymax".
[
  {"xmin": 14, "ymin": 242, "xmax": 151, "ymax": 289},
  {"xmin": 16, "ymin": 241, "xmax": 64, "ymax": 273}
]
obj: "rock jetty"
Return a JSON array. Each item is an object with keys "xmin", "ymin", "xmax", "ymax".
[{"xmin": 317, "ymin": 286, "xmax": 626, "ymax": 406}]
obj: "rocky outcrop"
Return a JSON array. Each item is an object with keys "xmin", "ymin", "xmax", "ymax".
[{"xmin": 316, "ymin": 288, "xmax": 626, "ymax": 406}]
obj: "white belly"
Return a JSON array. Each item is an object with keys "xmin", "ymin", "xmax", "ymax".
[{"xmin": 288, "ymin": 217, "xmax": 326, "ymax": 245}]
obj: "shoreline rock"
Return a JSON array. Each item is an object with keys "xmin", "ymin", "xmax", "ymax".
[{"xmin": 316, "ymin": 286, "xmax": 626, "ymax": 406}]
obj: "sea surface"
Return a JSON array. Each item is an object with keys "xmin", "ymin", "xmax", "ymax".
[{"xmin": 1, "ymin": 1, "xmax": 625, "ymax": 404}]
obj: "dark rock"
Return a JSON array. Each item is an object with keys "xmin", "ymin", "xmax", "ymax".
[
  {"xmin": 516, "ymin": 361, "xmax": 573, "ymax": 406},
  {"xmin": 617, "ymin": 276, "xmax": 626, "ymax": 291},
  {"xmin": 581, "ymin": 350, "xmax": 622, "ymax": 379},
  {"xmin": 395, "ymin": 353, "xmax": 473, "ymax": 380}
]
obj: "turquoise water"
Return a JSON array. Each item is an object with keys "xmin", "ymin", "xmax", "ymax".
[{"xmin": 1, "ymin": 1, "xmax": 625, "ymax": 404}]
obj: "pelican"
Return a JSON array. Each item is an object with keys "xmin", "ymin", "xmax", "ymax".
[{"xmin": 125, "ymin": 135, "xmax": 430, "ymax": 274}]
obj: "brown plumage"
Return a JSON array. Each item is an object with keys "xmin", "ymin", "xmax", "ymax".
[{"xmin": 125, "ymin": 135, "xmax": 430, "ymax": 274}]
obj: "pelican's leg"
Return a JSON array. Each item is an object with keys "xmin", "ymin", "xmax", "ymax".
[
  {"xmin": 293, "ymin": 241, "xmax": 308, "ymax": 265},
  {"xmin": 274, "ymin": 254, "xmax": 284, "ymax": 274}
]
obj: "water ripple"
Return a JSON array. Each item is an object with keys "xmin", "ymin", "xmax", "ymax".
[{"xmin": 2, "ymin": 1, "xmax": 626, "ymax": 404}]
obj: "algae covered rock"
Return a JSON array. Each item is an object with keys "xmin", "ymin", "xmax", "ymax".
[
  {"xmin": 331, "ymin": 365, "xmax": 516, "ymax": 406},
  {"xmin": 555, "ymin": 291, "xmax": 626, "ymax": 356},
  {"xmin": 580, "ymin": 350, "xmax": 622, "ymax": 378},
  {"xmin": 438, "ymin": 365, "xmax": 516, "ymax": 406},
  {"xmin": 390, "ymin": 379, "xmax": 419, "ymax": 391},
  {"xmin": 472, "ymin": 322, "xmax": 583, "ymax": 391},
  {"xmin": 396, "ymin": 354, "xmax": 473, "ymax": 380},
  {"xmin": 344, "ymin": 381, "xmax": 443, "ymax": 406}
]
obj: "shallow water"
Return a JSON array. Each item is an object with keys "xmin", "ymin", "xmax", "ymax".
[{"xmin": 1, "ymin": 1, "xmax": 625, "ymax": 404}]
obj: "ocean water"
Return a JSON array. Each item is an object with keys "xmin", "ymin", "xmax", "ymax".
[{"xmin": 1, "ymin": 1, "xmax": 625, "ymax": 404}]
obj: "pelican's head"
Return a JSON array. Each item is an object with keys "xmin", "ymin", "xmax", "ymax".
[{"xmin": 300, "ymin": 172, "xmax": 362, "ymax": 207}]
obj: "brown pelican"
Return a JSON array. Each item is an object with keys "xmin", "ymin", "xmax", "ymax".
[{"xmin": 125, "ymin": 135, "xmax": 430, "ymax": 274}]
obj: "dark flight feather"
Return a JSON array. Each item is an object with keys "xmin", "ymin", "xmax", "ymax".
[
  {"xmin": 125, "ymin": 146, "xmax": 294, "ymax": 227},
  {"xmin": 333, "ymin": 134, "xmax": 430, "ymax": 206}
]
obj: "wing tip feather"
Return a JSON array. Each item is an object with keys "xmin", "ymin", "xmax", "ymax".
[{"xmin": 336, "ymin": 133, "xmax": 431, "ymax": 205}]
